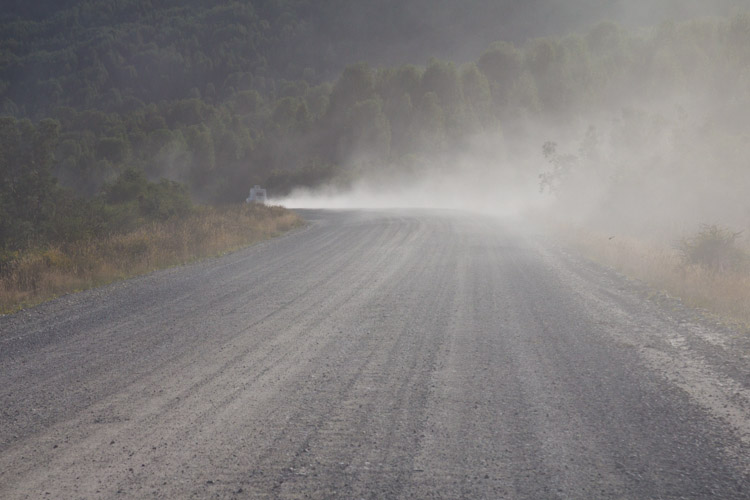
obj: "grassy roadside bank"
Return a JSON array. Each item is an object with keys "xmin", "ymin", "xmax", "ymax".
[
  {"xmin": 0, "ymin": 204, "xmax": 302, "ymax": 314},
  {"xmin": 557, "ymin": 225, "xmax": 750, "ymax": 327}
]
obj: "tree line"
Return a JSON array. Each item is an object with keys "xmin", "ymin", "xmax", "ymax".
[{"xmin": 2, "ymin": 1, "xmax": 750, "ymax": 252}]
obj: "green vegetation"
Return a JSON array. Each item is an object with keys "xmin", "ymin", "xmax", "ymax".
[
  {"xmin": 0, "ymin": 113, "xmax": 194, "ymax": 255},
  {"xmin": 3, "ymin": 3, "xmax": 750, "ymax": 206},
  {"xmin": 0, "ymin": 204, "xmax": 301, "ymax": 313},
  {"xmin": 2, "ymin": 2, "xmax": 750, "ymax": 315}
]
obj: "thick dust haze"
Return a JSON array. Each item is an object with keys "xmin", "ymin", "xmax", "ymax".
[
  {"xmin": 278, "ymin": 5, "xmax": 750, "ymax": 244},
  {"xmin": 275, "ymin": 130, "xmax": 548, "ymax": 216}
]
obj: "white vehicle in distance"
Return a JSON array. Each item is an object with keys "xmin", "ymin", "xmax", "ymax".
[{"xmin": 246, "ymin": 185, "xmax": 268, "ymax": 204}]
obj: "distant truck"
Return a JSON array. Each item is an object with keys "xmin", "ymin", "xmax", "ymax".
[{"xmin": 246, "ymin": 185, "xmax": 268, "ymax": 204}]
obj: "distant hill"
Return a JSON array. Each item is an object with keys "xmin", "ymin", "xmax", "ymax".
[
  {"xmin": 2, "ymin": 1, "xmax": 746, "ymax": 115},
  {"xmin": 1, "ymin": 1, "xmax": 749, "ymax": 250}
]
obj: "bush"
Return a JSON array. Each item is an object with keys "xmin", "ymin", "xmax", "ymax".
[
  {"xmin": 102, "ymin": 168, "xmax": 148, "ymax": 204},
  {"xmin": 0, "ymin": 249, "xmax": 20, "ymax": 275},
  {"xmin": 679, "ymin": 224, "xmax": 747, "ymax": 273},
  {"xmin": 101, "ymin": 168, "xmax": 194, "ymax": 226},
  {"xmin": 139, "ymin": 179, "xmax": 193, "ymax": 220}
]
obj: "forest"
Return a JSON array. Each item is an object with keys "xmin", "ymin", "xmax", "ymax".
[{"xmin": 1, "ymin": 0, "xmax": 750, "ymax": 255}]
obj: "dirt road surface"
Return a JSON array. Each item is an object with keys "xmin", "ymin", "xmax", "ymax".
[{"xmin": 2, "ymin": 210, "xmax": 749, "ymax": 499}]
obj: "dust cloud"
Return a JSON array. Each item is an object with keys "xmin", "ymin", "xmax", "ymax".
[
  {"xmin": 276, "ymin": 6, "xmax": 750, "ymax": 244},
  {"xmin": 275, "ymin": 138, "xmax": 549, "ymax": 217}
]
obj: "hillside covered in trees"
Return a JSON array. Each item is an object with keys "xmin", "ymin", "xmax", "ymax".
[{"xmin": 2, "ymin": 0, "xmax": 750, "ymax": 253}]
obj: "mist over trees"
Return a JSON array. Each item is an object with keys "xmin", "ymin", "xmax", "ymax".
[{"xmin": 2, "ymin": 0, "xmax": 750, "ymax": 252}]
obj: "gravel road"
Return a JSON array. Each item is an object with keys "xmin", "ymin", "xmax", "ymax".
[{"xmin": 2, "ymin": 209, "xmax": 750, "ymax": 499}]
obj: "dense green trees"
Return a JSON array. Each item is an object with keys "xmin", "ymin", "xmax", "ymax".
[
  {"xmin": 2, "ymin": 1, "xmax": 750, "ymax": 251},
  {"xmin": 0, "ymin": 115, "xmax": 195, "ymax": 255},
  {"xmin": 0, "ymin": 117, "xmax": 60, "ymax": 250}
]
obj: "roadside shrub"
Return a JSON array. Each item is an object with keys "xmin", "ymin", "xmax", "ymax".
[
  {"xmin": 101, "ymin": 168, "xmax": 194, "ymax": 229},
  {"xmin": 0, "ymin": 249, "xmax": 19, "ymax": 275},
  {"xmin": 42, "ymin": 248, "xmax": 72, "ymax": 271},
  {"xmin": 139, "ymin": 179, "xmax": 193, "ymax": 220},
  {"xmin": 103, "ymin": 167, "xmax": 148, "ymax": 204},
  {"xmin": 679, "ymin": 224, "xmax": 747, "ymax": 273},
  {"xmin": 101, "ymin": 201, "xmax": 142, "ymax": 234}
]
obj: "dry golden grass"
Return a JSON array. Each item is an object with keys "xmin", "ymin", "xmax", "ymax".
[
  {"xmin": 558, "ymin": 225, "xmax": 750, "ymax": 326},
  {"xmin": 0, "ymin": 204, "xmax": 302, "ymax": 314}
]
